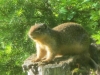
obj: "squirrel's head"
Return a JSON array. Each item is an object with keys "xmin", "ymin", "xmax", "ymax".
[{"xmin": 28, "ymin": 23, "xmax": 50, "ymax": 40}]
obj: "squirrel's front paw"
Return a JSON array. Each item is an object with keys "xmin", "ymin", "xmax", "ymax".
[
  {"xmin": 31, "ymin": 58, "xmax": 40, "ymax": 62},
  {"xmin": 41, "ymin": 59, "xmax": 53, "ymax": 63}
]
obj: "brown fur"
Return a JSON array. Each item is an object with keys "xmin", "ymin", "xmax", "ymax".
[{"xmin": 28, "ymin": 22, "xmax": 90, "ymax": 62}]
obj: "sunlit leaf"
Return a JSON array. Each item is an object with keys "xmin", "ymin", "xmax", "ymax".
[{"xmin": 5, "ymin": 45, "xmax": 11, "ymax": 54}]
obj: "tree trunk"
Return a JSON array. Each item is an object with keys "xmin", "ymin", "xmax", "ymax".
[{"xmin": 22, "ymin": 54, "xmax": 93, "ymax": 75}]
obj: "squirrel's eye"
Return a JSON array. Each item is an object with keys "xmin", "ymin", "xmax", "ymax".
[
  {"xmin": 37, "ymin": 28, "xmax": 41, "ymax": 30},
  {"xmin": 35, "ymin": 28, "xmax": 41, "ymax": 32}
]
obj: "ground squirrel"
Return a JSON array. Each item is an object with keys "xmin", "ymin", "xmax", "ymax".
[{"xmin": 28, "ymin": 22, "xmax": 90, "ymax": 63}]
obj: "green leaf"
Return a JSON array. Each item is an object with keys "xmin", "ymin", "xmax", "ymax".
[{"xmin": 59, "ymin": 7, "xmax": 67, "ymax": 14}]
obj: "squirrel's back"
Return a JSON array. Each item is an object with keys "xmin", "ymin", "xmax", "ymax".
[
  {"xmin": 53, "ymin": 22, "xmax": 90, "ymax": 45},
  {"xmin": 51, "ymin": 22, "xmax": 90, "ymax": 55}
]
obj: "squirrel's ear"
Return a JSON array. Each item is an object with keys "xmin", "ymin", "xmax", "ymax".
[
  {"xmin": 35, "ymin": 23, "xmax": 37, "ymax": 25},
  {"xmin": 43, "ymin": 23, "xmax": 48, "ymax": 29}
]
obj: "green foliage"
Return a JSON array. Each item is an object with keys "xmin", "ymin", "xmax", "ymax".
[{"xmin": 0, "ymin": 0, "xmax": 100, "ymax": 75}]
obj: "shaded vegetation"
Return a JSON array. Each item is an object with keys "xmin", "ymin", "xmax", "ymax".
[{"xmin": 0, "ymin": 0, "xmax": 100, "ymax": 75}]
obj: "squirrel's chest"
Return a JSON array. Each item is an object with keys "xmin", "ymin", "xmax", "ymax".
[
  {"xmin": 36, "ymin": 43, "xmax": 51, "ymax": 52},
  {"xmin": 35, "ymin": 39, "xmax": 56, "ymax": 51}
]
